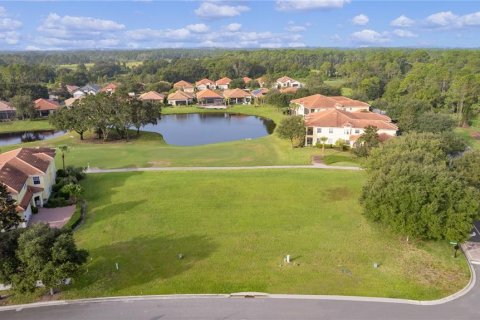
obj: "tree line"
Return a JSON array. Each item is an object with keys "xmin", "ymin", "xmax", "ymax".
[{"xmin": 49, "ymin": 93, "xmax": 161, "ymax": 141}]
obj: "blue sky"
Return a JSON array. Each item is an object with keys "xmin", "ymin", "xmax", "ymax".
[{"xmin": 0, "ymin": 0, "xmax": 479, "ymax": 50}]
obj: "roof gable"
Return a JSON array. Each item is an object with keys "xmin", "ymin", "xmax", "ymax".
[{"xmin": 196, "ymin": 89, "xmax": 223, "ymax": 99}]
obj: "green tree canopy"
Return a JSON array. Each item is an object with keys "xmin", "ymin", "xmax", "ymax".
[
  {"xmin": 0, "ymin": 182, "xmax": 23, "ymax": 231},
  {"xmin": 276, "ymin": 115, "xmax": 305, "ymax": 148},
  {"xmin": 360, "ymin": 132, "xmax": 479, "ymax": 241}
]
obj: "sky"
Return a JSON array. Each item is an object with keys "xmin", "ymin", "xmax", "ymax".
[{"xmin": 0, "ymin": 0, "xmax": 479, "ymax": 51}]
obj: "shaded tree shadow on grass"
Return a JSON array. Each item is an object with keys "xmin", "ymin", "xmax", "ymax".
[
  {"xmin": 66, "ymin": 234, "xmax": 217, "ymax": 296},
  {"xmin": 84, "ymin": 200, "xmax": 145, "ymax": 225}
]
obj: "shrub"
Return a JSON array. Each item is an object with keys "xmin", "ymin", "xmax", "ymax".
[
  {"xmin": 31, "ymin": 206, "xmax": 39, "ymax": 214},
  {"xmin": 63, "ymin": 203, "xmax": 83, "ymax": 231},
  {"xmin": 44, "ymin": 197, "xmax": 68, "ymax": 208}
]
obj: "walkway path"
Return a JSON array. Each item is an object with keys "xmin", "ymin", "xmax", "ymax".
[{"xmin": 86, "ymin": 164, "xmax": 362, "ymax": 174}]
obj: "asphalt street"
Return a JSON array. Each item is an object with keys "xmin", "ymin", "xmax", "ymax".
[{"xmin": 1, "ymin": 265, "xmax": 478, "ymax": 320}]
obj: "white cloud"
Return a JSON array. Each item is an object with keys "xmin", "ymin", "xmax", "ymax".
[
  {"xmin": 351, "ymin": 29, "xmax": 390, "ymax": 44},
  {"xmin": 462, "ymin": 12, "xmax": 480, "ymax": 26},
  {"xmin": 276, "ymin": 0, "xmax": 350, "ymax": 11},
  {"xmin": 125, "ymin": 27, "xmax": 192, "ymax": 41},
  {"xmin": 425, "ymin": 11, "xmax": 459, "ymax": 27},
  {"xmin": 393, "ymin": 29, "xmax": 418, "ymax": 38},
  {"xmin": 390, "ymin": 15, "xmax": 415, "ymax": 27},
  {"xmin": 352, "ymin": 14, "xmax": 369, "ymax": 26},
  {"xmin": 288, "ymin": 42, "xmax": 307, "ymax": 47},
  {"xmin": 424, "ymin": 11, "xmax": 480, "ymax": 29},
  {"xmin": 185, "ymin": 23, "xmax": 209, "ymax": 33},
  {"xmin": 260, "ymin": 42, "xmax": 283, "ymax": 48},
  {"xmin": 34, "ymin": 13, "xmax": 125, "ymax": 49},
  {"xmin": 0, "ymin": 7, "xmax": 22, "ymax": 46},
  {"xmin": 225, "ymin": 23, "xmax": 242, "ymax": 32},
  {"xmin": 38, "ymin": 13, "xmax": 124, "ymax": 37},
  {"xmin": 195, "ymin": 1, "xmax": 250, "ymax": 19},
  {"xmin": 285, "ymin": 25, "xmax": 307, "ymax": 32}
]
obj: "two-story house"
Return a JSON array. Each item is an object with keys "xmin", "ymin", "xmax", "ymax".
[
  {"xmin": 173, "ymin": 80, "xmax": 195, "ymax": 93},
  {"xmin": 304, "ymin": 109, "xmax": 398, "ymax": 147},
  {"xmin": 195, "ymin": 79, "xmax": 216, "ymax": 91},
  {"xmin": 0, "ymin": 147, "xmax": 56, "ymax": 227},
  {"xmin": 291, "ymin": 94, "xmax": 370, "ymax": 116}
]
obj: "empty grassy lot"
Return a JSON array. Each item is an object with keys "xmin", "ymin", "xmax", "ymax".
[{"xmin": 61, "ymin": 170, "xmax": 469, "ymax": 300}]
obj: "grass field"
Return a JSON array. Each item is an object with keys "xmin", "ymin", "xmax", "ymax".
[
  {"xmin": 0, "ymin": 119, "xmax": 53, "ymax": 133},
  {"xmin": 58, "ymin": 170, "xmax": 469, "ymax": 300},
  {"xmin": 1, "ymin": 105, "xmax": 358, "ymax": 169},
  {"xmin": 455, "ymin": 116, "xmax": 480, "ymax": 150}
]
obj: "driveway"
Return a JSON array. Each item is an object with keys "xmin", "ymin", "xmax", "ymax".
[{"xmin": 28, "ymin": 205, "xmax": 76, "ymax": 228}]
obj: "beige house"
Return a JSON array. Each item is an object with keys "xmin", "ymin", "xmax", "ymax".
[
  {"xmin": 167, "ymin": 90, "xmax": 194, "ymax": 106},
  {"xmin": 34, "ymin": 98, "xmax": 60, "ymax": 117},
  {"xmin": 173, "ymin": 80, "xmax": 195, "ymax": 93},
  {"xmin": 139, "ymin": 91, "xmax": 165, "ymax": 103},
  {"xmin": 215, "ymin": 77, "xmax": 232, "ymax": 90},
  {"xmin": 223, "ymin": 88, "xmax": 252, "ymax": 105},
  {"xmin": 291, "ymin": 94, "xmax": 370, "ymax": 116},
  {"xmin": 196, "ymin": 89, "xmax": 224, "ymax": 107},
  {"xmin": 275, "ymin": 76, "xmax": 303, "ymax": 89},
  {"xmin": 0, "ymin": 147, "xmax": 56, "ymax": 227},
  {"xmin": 196, "ymin": 78, "xmax": 216, "ymax": 91},
  {"xmin": 0, "ymin": 100, "xmax": 16, "ymax": 120},
  {"xmin": 304, "ymin": 109, "xmax": 398, "ymax": 147}
]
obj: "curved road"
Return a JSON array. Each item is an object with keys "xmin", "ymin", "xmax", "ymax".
[{"xmin": 1, "ymin": 265, "xmax": 478, "ymax": 320}]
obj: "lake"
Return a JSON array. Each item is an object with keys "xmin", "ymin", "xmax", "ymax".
[
  {"xmin": 141, "ymin": 113, "xmax": 276, "ymax": 146},
  {"xmin": 0, "ymin": 130, "xmax": 66, "ymax": 146}
]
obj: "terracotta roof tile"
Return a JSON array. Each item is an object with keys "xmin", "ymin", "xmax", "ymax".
[
  {"xmin": 216, "ymin": 77, "xmax": 232, "ymax": 85},
  {"xmin": 196, "ymin": 78, "xmax": 215, "ymax": 86},
  {"xmin": 243, "ymin": 77, "xmax": 252, "ymax": 83},
  {"xmin": 173, "ymin": 80, "xmax": 194, "ymax": 88},
  {"xmin": 196, "ymin": 89, "xmax": 223, "ymax": 100},
  {"xmin": 305, "ymin": 109, "xmax": 398, "ymax": 131},
  {"xmin": 139, "ymin": 91, "xmax": 165, "ymax": 101},
  {"xmin": 34, "ymin": 99, "xmax": 60, "ymax": 111},
  {"xmin": 276, "ymin": 76, "xmax": 296, "ymax": 83},
  {"xmin": 223, "ymin": 88, "xmax": 252, "ymax": 99},
  {"xmin": 0, "ymin": 100, "xmax": 15, "ymax": 111},
  {"xmin": 168, "ymin": 90, "xmax": 194, "ymax": 101}
]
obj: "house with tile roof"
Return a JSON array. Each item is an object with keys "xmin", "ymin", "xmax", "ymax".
[
  {"xmin": 243, "ymin": 76, "xmax": 252, "ymax": 84},
  {"xmin": 223, "ymin": 88, "xmax": 252, "ymax": 105},
  {"xmin": 275, "ymin": 76, "xmax": 303, "ymax": 89},
  {"xmin": 173, "ymin": 80, "xmax": 195, "ymax": 93},
  {"xmin": 291, "ymin": 94, "xmax": 370, "ymax": 116},
  {"xmin": 100, "ymin": 83, "xmax": 118, "ymax": 94},
  {"xmin": 304, "ymin": 109, "xmax": 397, "ymax": 147},
  {"xmin": 196, "ymin": 89, "xmax": 224, "ymax": 107},
  {"xmin": 34, "ymin": 99, "xmax": 60, "ymax": 117},
  {"xmin": 195, "ymin": 78, "xmax": 216, "ymax": 91},
  {"xmin": 0, "ymin": 147, "xmax": 56, "ymax": 227},
  {"xmin": 139, "ymin": 91, "xmax": 165, "ymax": 103},
  {"xmin": 0, "ymin": 100, "xmax": 16, "ymax": 121},
  {"xmin": 167, "ymin": 90, "xmax": 194, "ymax": 106},
  {"xmin": 66, "ymin": 85, "xmax": 79, "ymax": 95},
  {"xmin": 215, "ymin": 77, "xmax": 232, "ymax": 90}
]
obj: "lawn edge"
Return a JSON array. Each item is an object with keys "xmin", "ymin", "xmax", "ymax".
[{"xmin": 0, "ymin": 252, "xmax": 475, "ymax": 311}]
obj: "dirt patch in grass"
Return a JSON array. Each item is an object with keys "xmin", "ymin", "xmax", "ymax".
[
  {"xmin": 325, "ymin": 187, "xmax": 352, "ymax": 200},
  {"xmin": 469, "ymin": 131, "xmax": 480, "ymax": 140},
  {"xmin": 148, "ymin": 160, "xmax": 171, "ymax": 166},
  {"xmin": 401, "ymin": 245, "xmax": 466, "ymax": 288}
]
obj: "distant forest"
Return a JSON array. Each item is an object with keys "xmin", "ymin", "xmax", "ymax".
[{"xmin": 1, "ymin": 48, "xmax": 479, "ymax": 125}]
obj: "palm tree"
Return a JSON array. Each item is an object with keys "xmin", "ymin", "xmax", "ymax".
[
  {"xmin": 58, "ymin": 145, "xmax": 69, "ymax": 171},
  {"xmin": 319, "ymin": 136, "xmax": 328, "ymax": 156}
]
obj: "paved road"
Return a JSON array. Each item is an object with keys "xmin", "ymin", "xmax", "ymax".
[
  {"xmin": 86, "ymin": 164, "xmax": 362, "ymax": 174},
  {"xmin": 1, "ymin": 265, "xmax": 478, "ymax": 320}
]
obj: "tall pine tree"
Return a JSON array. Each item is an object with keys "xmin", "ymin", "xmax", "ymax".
[{"xmin": 0, "ymin": 182, "xmax": 23, "ymax": 231}]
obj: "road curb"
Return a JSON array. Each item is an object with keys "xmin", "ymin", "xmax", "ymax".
[{"xmin": 0, "ymin": 256, "xmax": 475, "ymax": 311}]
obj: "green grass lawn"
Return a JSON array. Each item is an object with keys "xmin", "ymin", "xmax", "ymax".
[
  {"xmin": 0, "ymin": 119, "xmax": 53, "ymax": 133},
  {"xmin": 455, "ymin": 116, "xmax": 480, "ymax": 150},
  {"xmin": 1, "ymin": 105, "xmax": 357, "ymax": 169},
  {"xmin": 58, "ymin": 170, "xmax": 469, "ymax": 300}
]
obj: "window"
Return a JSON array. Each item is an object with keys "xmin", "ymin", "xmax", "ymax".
[
  {"xmin": 316, "ymin": 128, "xmax": 322, "ymax": 134},
  {"xmin": 329, "ymin": 128, "xmax": 333, "ymax": 134},
  {"xmin": 33, "ymin": 176, "xmax": 41, "ymax": 185},
  {"xmin": 355, "ymin": 129, "xmax": 360, "ymax": 134}
]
